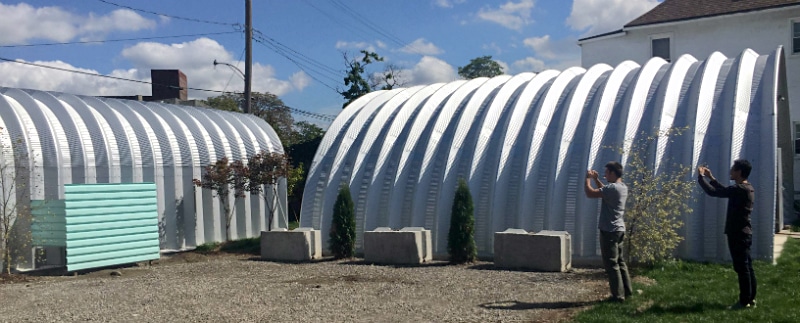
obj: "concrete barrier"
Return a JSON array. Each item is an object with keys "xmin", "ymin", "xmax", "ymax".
[
  {"xmin": 364, "ymin": 227, "xmax": 432, "ymax": 265},
  {"xmin": 399, "ymin": 227, "xmax": 432, "ymax": 262},
  {"xmin": 260, "ymin": 228, "xmax": 322, "ymax": 262},
  {"xmin": 494, "ymin": 229, "xmax": 571, "ymax": 272}
]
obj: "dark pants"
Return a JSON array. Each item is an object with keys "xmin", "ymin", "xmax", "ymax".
[
  {"xmin": 727, "ymin": 232, "xmax": 757, "ymax": 305},
  {"xmin": 600, "ymin": 230, "xmax": 633, "ymax": 299}
]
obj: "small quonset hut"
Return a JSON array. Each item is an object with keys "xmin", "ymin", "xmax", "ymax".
[
  {"xmin": 0, "ymin": 88, "xmax": 286, "ymax": 269},
  {"xmin": 301, "ymin": 47, "xmax": 791, "ymax": 262}
]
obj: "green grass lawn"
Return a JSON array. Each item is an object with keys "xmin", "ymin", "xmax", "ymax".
[{"xmin": 575, "ymin": 238, "xmax": 800, "ymax": 323}]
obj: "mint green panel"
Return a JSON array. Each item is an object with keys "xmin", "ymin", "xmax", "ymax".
[
  {"xmin": 31, "ymin": 200, "xmax": 66, "ymax": 247},
  {"xmin": 65, "ymin": 183, "xmax": 160, "ymax": 271}
]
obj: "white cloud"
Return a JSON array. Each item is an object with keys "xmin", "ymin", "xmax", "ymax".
[
  {"xmin": 400, "ymin": 38, "xmax": 443, "ymax": 55},
  {"xmin": 567, "ymin": 0, "xmax": 660, "ymax": 36},
  {"xmin": 523, "ymin": 35, "xmax": 556, "ymax": 59},
  {"xmin": 406, "ymin": 56, "xmax": 457, "ymax": 86},
  {"xmin": 0, "ymin": 38, "xmax": 310, "ymax": 100},
  {"xmin": 0, "ymin": 59, "xmax": 148, "ymax": 96},
  {"xmin": 433, "ymin": 0, "xmax": 466, "ymax": 8},
  {"xmin": 496, "ymin": 60, "xmax": 510, "ymax": 75},
  {"xmin": 335, "ymin": 40, "xmax": 383, "ymax": 53},
  {"xmin": 477, "ymin": 0, "xmax": 535, "ymax": 31},
  {"xmin": 512, "ymin": 57, "xmax": 546, "ymax": 73},
  {"xmin": 122, "ymin": 38, "xmax": 309, "ymax": 98},
  {"xmin": 0, "ymin": 3, "xmax": 156, "ymax": 45},
  {"xmin": 290, "ymin": 71, "xmax": 312, "ymax": 90},
  {"xmin": 516, "ymin": 34, "xmax": 582, "ymax": 72},
  {"xmin": 482, "ymin": 42, "xmax": 503, "ymax": 55}
]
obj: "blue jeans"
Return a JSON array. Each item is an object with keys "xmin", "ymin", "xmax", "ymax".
[{"xmin": 600, "ymin": 230, "xmax": 633, "ymax": 299}]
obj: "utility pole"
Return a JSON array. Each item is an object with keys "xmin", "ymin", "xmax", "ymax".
[{"xmin": 244, "ymin": 0, "xmax": 253, "ymax": 114}]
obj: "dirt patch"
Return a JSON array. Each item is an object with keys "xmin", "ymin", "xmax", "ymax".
[
  {"xmin": 287, "ymin": 274, "xmax": 415, "ymax": 285},
  {"xmin": 634, "ymin": 275, "xmax": 657, "ymax": 286},
  {"xmin": 158, "ymin": 251, "xmax": 212, "ymax": 264},
  {"xmin": 0, "ymin": 273, "xmax": 37, "ymax": 284}
]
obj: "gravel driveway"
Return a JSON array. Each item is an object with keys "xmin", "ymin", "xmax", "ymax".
[{"xmin": 0, "ymin": 253, "xmax": 609, "ymax": 322}]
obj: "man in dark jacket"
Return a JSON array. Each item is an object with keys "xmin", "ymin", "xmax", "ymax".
[{"xmin": 697, "ymin": 159, "xmax": 756, "ymax": 310}]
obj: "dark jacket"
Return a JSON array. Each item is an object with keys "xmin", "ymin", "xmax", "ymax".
[{"xmin": 697, "ymin": 175, "xmax": 754, "ymax": 235}]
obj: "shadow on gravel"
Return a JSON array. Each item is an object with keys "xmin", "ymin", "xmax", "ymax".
[
  {"xmin": 479, "ymin": 300, "xmax": 597, "ymax": 310},
  {"xmin": 336, "ymin": 259, "xmax": 453, "ymax": 268},
  {"xmin": 243, "ymin": 256, "xmax": 342, "ymax": 264}
]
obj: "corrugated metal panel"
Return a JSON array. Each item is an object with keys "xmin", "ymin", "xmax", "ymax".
[
  {"xmin": 31, "ymin": 200, "xmax": 66, "ymax": 247},
  {"xmin": 302, "ymin": 47, "xmax": 786, "ymax": 262},
  {"xmin": 65, "ymin": 183, "xmax": 159, "ymax": 271}
]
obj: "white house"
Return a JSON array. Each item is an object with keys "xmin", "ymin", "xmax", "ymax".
[{"xmin": 579, "ymin": 0, "xmax": 800, "ymax": 218}]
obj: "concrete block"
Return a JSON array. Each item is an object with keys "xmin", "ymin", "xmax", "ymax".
[
  {"xmin": 261, "ymin": 228, "xmax": 321, "ymax": 262},
  {"xmin": 364, "ymin": 229, "xmax": 426, "ymax": 265},
  {"xmin": 494, "ymin": 229, "xmax": 571, "ymax": 272},
  {"xmin": 294, "ymin": 227, "xmax": 322, "ymax": 259},
  {"xmin": 400, "ymin": 227, "xmax": 432, "ymax": 262}
]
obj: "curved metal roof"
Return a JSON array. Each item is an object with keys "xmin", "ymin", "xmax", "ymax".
[
  {"xmin": 0, "ymin": 88, "xmax": 285, "ymax": 251},
  {"xmin": 301, "ymin": 47, "xmax": 790, "ymax": 261}
]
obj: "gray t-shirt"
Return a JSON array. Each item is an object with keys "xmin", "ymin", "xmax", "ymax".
[{"xmin": 598, "ymin": 182, "xmax": 627, "ymax": 232}]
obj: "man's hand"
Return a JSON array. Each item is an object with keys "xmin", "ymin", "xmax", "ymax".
[
  {"xmin": 698, "ymin": 166, "xmax": 715, "ymax": 180},
  {"xmin": 586, "ymin": 170, "xmax": 599, "ymax": 179}
]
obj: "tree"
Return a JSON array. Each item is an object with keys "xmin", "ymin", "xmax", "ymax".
[
  {"xmin": 205, "ymin": 94, "xmax": 240, "ymax": 112},
  {"xmin": 246, "ymin": 151, "xmax": 290, "ymax": 231},
  {"xmin": 370, "ymin": 63, "xmax": 406, "ymax": 91},
  {"xmin": 0, "ymin": 128, "xmax": 39, "ymax": 274},
  {"xmin": 286, "ymin": 121, "xmax": 325, "ymax": 222},
  {"xmin": 339, "ymin": 50, "xmax": 384, "ymax": 109},
  {"xmin": 458, "ymin": 55, "xmax": 503, "ymax": 79},
  {"xmin": 448, "ymin": 178, "xmax": 477, "ymax": 263},
  {"xmin": 251, "ymin": 92, "xmax": 294, "ymax": 148},
  {"xmin": 193, "ymin": 157, "xmax": 247, "ymax": 241},
  {"xmin": 329, "ymin": 185, "xmax": 355, "ymax": 259},
  {"xmin": 610, "ymin": 128, "xmax": 694, "ymax": 265},
  {"xmin": 205, "ymin": 92, "xmax": 295, "ymax": 148},
  {"xmin": 290, "ymin": 121, "xmax": 325, "ymax": 148}
]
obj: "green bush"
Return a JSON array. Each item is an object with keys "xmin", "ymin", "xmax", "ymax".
[
  {"xmin": 448, "ymin": 179, "xmax": 477, "ymax": 263},
  {"xmin": 329, "ymin": 185, "xmax": 356, "ymax": 259}
]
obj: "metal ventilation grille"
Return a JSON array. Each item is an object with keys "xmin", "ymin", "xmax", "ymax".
[{"xmin": 65, "ymin": 183, "xmax": 160, "ymax": 271}]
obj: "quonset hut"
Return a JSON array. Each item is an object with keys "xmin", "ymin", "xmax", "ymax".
[
  {"xmin": 301, "ymin": 47, "xmax": 791, "ymax": 262},
  {"xmin": 0, "ymin": 88, "xmax": 286, "ymax": 269}
]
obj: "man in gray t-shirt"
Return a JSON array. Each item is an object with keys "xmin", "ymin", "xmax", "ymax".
[{"xmin": 584, "ymin": 161, "xmax": 633, "ymax": 302}]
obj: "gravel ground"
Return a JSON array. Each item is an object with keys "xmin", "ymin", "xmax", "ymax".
[{"xmin": 0, "ymin": 253, "xmax": 610, "ymax": 322}]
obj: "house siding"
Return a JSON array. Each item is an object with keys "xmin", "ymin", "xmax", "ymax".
[{"xmin": 581, "ymin": 7, "xmax": 800, "ymax": 194}]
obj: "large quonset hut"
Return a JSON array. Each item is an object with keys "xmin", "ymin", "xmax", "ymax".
[
  {"xmin": 301, "ymin": 47, "xmax": 791, "ymax": 262},
  {"xmin": 0, "ymin": 88, "xmax": 286, "ymax": 267}
]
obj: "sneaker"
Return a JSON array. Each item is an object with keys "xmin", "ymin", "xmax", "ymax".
[
  {"xmin": 748, "ymin": 299, "xmax": 757, "ymax": 308},
  {"xmin": 728, "ymin": 302, "xmax": 751, "ymax": 310},
  {"xmin": 605, "ymin": 296, "xmax": 625, "ymax": 303}
]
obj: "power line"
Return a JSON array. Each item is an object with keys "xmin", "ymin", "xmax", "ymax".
[
  {"xmin": 0, "ymin": 57, "xmax": 235, "ymax": 94},
  {"xmin": 96, "ymin": 0, "xmax": 241, "ymax": 27},
  {"xmin": 0, "ymin": 31, "xmax": 241, "ymax": 48},
  {"xmin": 285, "ymin": 106, "xmax": 336, "ymax": 122},
  {"xmin": 251, "ymin": 33, "xmax": 341, "ymax": 94},
  {"xmin": 252, "ymin": 30, "xmax": 339, "ymax": 77},
  {"xmin": 300, "ymin": 0, "xmax": 380, "ymax": 46},
  {"xmin": 220, "ymin": 47, "xmax": 247, "ymax": 94},
  {"xmin": 328, "ymin": 0, "xmax": 407, "ymax": 48},
  {"xmin": 0, "ymin": 56, "xmax": 336, "ymax": 122}
]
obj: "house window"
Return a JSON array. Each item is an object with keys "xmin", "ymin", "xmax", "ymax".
[
  {"xmin": 795, "ymin": 122, "xmax": 800, "ymax": 154},
  {"xmin": 651, "ymin": 37, "xmax": 671, "ymax": 62},
  {"xmin": 793, "ymin": 20, "xmax": 800, "ymax": 54}
]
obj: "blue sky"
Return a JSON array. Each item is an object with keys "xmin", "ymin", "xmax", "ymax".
[{"xmin": 0, "ymin": 0, "xmax": 661, "ymax": 125}]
